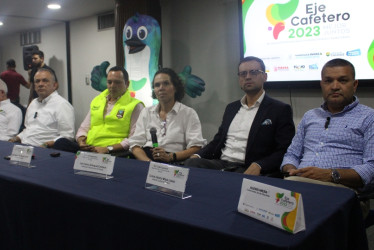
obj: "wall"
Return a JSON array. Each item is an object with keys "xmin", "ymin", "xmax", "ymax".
[
  {"xmin": 0, "ymin": 17, "xmax": 115, "ymax": 131},
  {"xmin": 69, "ymin": 16, "xmax": 116, "ymax": 130},
  {"xmin": 0, "ymin": 33, "xmax": 32, "ymax": 106},
  {"xmin": 161, "ymin": 0, "xmax": 244, "ymax": 140},
  {"xmin": 40, "ymin": 24, "xmax": 68, "ymax": 100},
  {"xmin": 0, "ymin": 23, "xmax": 67, "ymax": 106}
]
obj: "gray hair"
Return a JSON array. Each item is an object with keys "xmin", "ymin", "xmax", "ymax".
[{"xmin": 0, "ymin": 79, "xmax": 8, "ymax": 94}]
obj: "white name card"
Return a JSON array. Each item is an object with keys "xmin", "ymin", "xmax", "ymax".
[
  {"xmin": 73, "ymin": 151, "xmax": 115, "ymax": 179},
  {"xmin": 10, "ymin": 145, "xmax": 34, "ymax": 168},
  {"xmin": 145, "ymin": 162, "xmax": 191, "ymax": 199},
  {"xmin": 238, "ymin": 178, "xmax": 305, "ymax": 234}
]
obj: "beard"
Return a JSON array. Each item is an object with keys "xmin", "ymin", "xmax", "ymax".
[{"xmin": 325, "ymin": 95, "xmax": 354, "ymax": 111}]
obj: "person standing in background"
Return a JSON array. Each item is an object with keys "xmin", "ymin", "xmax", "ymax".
[
  {"xmin": 27, "ymin": 50, "xmax": 55, "ymax": 105},
  {"xmin": 0, "ymin": 59, "xmax": 30, "ymax": 104}
]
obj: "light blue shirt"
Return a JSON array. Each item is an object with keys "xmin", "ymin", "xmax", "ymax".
[{"xmin": 281, "ymin": 97, "xmax": 374, "ymax": 186}]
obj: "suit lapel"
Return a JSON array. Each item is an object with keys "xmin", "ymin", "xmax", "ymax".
[
  {"xmin": 246, "ymin": 95, "xmax": 271, "ymax": 152},
  {"xmin": 223, "ymin": 101, "xmax": 241, "ymax": 135}
]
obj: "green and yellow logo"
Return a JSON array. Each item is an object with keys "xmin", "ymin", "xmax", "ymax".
[
  {"xmin": 266, "ymin": 0, "xmax": 299, "ymax": 39},
  {"xmin": 368, "ymin": 40, "xmax": 374, "ymax": 70}
]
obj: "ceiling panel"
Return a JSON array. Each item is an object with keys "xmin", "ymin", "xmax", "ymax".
[{"xmin": 0, "ymin": 0, "xmax": 115, "ymax": 36}]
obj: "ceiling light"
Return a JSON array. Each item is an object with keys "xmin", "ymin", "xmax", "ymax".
[
  {"xmin": 47, "ymin": 4, "xmax": 61, "ymax": 10},
  {"xmin": 0, "ymin": 22, "xmax": 3, "ymax": 26}
]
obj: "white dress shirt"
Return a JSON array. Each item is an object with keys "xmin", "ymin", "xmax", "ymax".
[
  {"xmin": 0, "ymin": 99, "xmax": 22, "ymax": 141},
  {"xmin": 129, "ymin": 101, "xmax": 206, "ymax": 152},
  {"xmin": 220, "ymin": 92, "xmax": 265, "ymax": 163},
  {"xmin": 18, "ymin": 91, "xmax": 75, "ymax": 146}
]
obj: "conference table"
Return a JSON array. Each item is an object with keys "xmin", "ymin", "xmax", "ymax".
[{"xmin": 0, "ymin": 141, "xmax": 368, "ymax": 250}]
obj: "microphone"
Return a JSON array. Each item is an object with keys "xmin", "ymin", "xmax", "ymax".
[
  {"xmin": 34, "ymin": 112, "xmax": 38, "ymax": 118},
  {"xmin": 150, "ymin": 127, "xmax": 158, "ymax": 147},
  {"xmin": 324, "ymin": 117, "xmax": 330, "ymax": 129}
]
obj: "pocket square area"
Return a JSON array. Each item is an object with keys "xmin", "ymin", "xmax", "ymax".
[{"xmin": 262, "ymin": 119, "xmax": 272, "ymax": 125}]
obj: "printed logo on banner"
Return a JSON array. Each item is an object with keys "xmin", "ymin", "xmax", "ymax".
[
  {"xmin": 294, "ymin": 53, "xmax": 322, "ymax": 59},
  {"xmin": 293, "ymin": 65, "xmax": 305, "ymax": 71},
  {"xmin": 309, "ymin": 64, "xmax": 318, "ymax": 70},
  {"xmin": 274, "ymin": 66, "xmax": 289, "ymax": 72},
  {"xmin": 326, "ymin": 51, "xmax": 345, "ymax": 57},
  {"xmin": 346, "ymin": 49, "xmax": 361, "ymax": 56},
  {"xmin": 368, "ymin": 40, "xmax": 374, "ymax": 70},
  {"xmin": 265, "ymin": 0, "xmax": 352, "ymax": 40},
  {"xmin": 266, "ymin": 0, "xmax": 299, "ymax": 39},
  {"xmin": 276, "ymin": 191, "xmax": 299, "ymax": 233}
]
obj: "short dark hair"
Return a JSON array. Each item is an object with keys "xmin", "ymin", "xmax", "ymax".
[
  {"xmin": 6, "ymin": 59, "xmax": 16, "ymax": 68},
  {"xmin": 108, "ymin": 66, "xmax": 129, "ymax": 82},
  {"xmin": 152, "ymin": 68, "xmax": 185, "ymax": 102},
  {"xmin": 321, "ymin": 58, "xmax": 355, "ymax": 79},
  {"xmin": 238, "ymin": 56, "xmax": 266, "ymax": 72},
  {"xmin": 32, "ymin": 50, "xmax": 44, "ymax": 58},
  {"xmin": 36, "ymin": 68, "xmax": 58, "ymax": 83}
]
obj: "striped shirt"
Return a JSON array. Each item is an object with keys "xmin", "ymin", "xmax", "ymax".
[{"xmin": 281, "ymin": 97, "xmax": 374, "ymax": 185}]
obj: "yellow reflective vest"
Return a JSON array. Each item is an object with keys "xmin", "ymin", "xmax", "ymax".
[{"xmin": 87, "ymin": 89, "xmax": 142, "ymax": 147}]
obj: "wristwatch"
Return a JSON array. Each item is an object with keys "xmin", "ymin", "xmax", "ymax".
[
  {"xmin": 331, "ymin": 169, "xmax": 341, "ymax": 183},
  {"xmin": 107, "ymin": 146, "xmax": 114, "ymax": 153}
]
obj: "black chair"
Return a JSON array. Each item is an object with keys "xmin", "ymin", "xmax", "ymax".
[
  {"xmin": 13, "ymin": 102, "xmax": 27, "ymax": 133},
  {"xmin": 357, "ymin": 188, "xmax": 374, "ymax": 228}
]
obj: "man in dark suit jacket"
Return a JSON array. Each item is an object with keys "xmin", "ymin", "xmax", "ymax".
[{"xmin": 185, "ymin": 56, "xmax": 295, "ymax": 175}]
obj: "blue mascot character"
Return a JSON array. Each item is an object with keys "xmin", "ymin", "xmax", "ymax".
[{"xmin": 91, "ymin": 13, "xmax": 205, "ymax": 106}]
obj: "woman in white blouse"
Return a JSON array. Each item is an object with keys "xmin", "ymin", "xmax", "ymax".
[{"xmin": 129, "ymin": 68, "xmax": 206, "ymax": 163}]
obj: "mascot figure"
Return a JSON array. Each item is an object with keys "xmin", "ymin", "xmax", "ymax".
[{"xmin": 91, "ymin": 13, "xmax": 205, "ymax": 106}]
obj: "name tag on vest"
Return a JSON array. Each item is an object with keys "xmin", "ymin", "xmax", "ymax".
[{"xmin": 116, "ymin": 110, "xmax": 124, "ymax": 118}]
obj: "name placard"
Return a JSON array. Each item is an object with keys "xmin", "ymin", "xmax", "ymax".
[
  {"xmin": 73, "ymin": 151, "xmax": 115, "ymax": 179},
  {"xmin": 238, "ymin": 178, "xmax": 305, "ymax": 234},
  {"xmin": 10, "ymin": 145, "xmax": 34, "ymax": 168},
  {"xmin": 145, "ymin": 162, "xmax": 191, "ymax": 199}
]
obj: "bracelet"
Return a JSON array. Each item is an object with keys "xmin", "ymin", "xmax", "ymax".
[{"xmin": 173, "ymin": 153, "xmax": 177, "ymax": 162}]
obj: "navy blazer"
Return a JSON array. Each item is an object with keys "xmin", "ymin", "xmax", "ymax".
[{"xmin": 197, "ymin": 94, "xmax": 295, "ymax": 174}]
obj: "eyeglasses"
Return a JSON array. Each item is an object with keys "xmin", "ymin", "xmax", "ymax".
[
  {"xmin": 161, "ymin": 121, "xmax": 167, "ymax": 136},
  {"xmin": 237, "ymin": 70, "xmax": 265, "ymax": 78}
]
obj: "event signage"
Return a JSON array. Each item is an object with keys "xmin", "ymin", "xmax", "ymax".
[
  {"xmin": 10, "ymin": 145, "xmax": 34, "ymax": 168},
  {"xmin": 241, "ymin": 0, "xmax": 374, "ymax": 82},
  {"xmin": 73, "ymin": 151, "xmax": 115, "ymax": 179},
  {"xmin": 145, "ymin": 162, "xmax": 191, "ymax": 199},
  {"xmin": 238, "ymin": 178, "xmax": 305, "ymax": 234}
]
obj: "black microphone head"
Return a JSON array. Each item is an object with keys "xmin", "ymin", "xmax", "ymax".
[
  {"xmin": 150, "ymin": 127, "xmax": 157, "ymax": 134},
  {"xmin": 327, "ymin": 117, "xmax": 331, "ymax": 121},
  {"xmin": 150, "ymin": 127, "xmax": 158, "ymax": 146}
]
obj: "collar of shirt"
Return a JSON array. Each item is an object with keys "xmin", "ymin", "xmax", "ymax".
[
  {"xmin": 37, "ymin": 91, "xmax": 58, "ymax": 104},
  {"xmin": 321, "ymin": 96, "xmax": 359, "ymax": 115},
  {"xmin": 151, "ymin": 101, "xmax": 181, "ymax": 117},
  {"xmin": 106, "ymin": 92, "xmax": 125, "ymax": 103},
  {"xmin": 0, "ymin": 99, "xmax": 11, "ymax": 107},
  {"xmin": 240, "ymin": 91, "xmax": 265, "ymax": 110}
]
